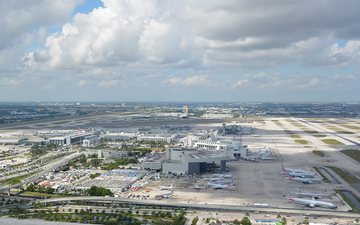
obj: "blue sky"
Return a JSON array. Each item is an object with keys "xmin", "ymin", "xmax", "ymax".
[
  {"xmin": 75, "ymin": 0, "xmax": 103, "ymax": 14},
  {"xmin": 0, "ymin": 0, "xmax": 360, "ymax": 102}
]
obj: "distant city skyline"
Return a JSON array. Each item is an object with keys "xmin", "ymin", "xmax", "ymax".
[{"xmin": 1, "ymin": 0, "xmax": 360, "ymax": 102}]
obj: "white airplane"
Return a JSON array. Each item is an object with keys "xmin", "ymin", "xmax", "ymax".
[
  {"xmin": 192, "ymin": 185, "xmax": 206, "ymax": 190},
  {"xmin": 285, "ymin": 171, "xmax": 316, "ymax": 178},
  {"xmin": 286, "ymin": 176, "xmax": 322, "ymax": 184},
  {"xmin": 281, "ymin": 163, "xmax": 310, "ymax": 174},
  {"xmin": 242, "ymin": 156, "xmax": 258, "ymax": 162},
  {"xmin": 291, "ymin": 190, "xmax": 333, "ymax": 199},
  {"xmin": 259, "ymin": 155, "xmax": 273, "ymax": 160},
  {"xmin": 159, "ymin": 184, "xmax": 175, "ymax": 190},
  {"xmin": 288, "ymin": 193, "xmax": 337, "ymax": 209},
  {"xmin": 155, "ymin": 190, "xmax": 174, "ymax": 200},
  {"xmin": 281, "ymin": 163, "xmax": 315, "ymax": 178},
  {"xmin": 207, "ymin": 182, "xmax": 232, "ymax": 189}
]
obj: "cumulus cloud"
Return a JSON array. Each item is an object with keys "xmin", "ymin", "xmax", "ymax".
[
  {"xmin": 164, "ymin": 75, "xmax": 209, "ymax": 86},
  {"xmin": 0, "ymin": 78, "xmax": 20, "ymax": 86},
  {"xmin": 228, "ymin": 73, "xmax": 323, "ymax": 90},
  {"xmin": 232, "ymin": 79, "xmax": 249, "ymax": 88},
  {"xmin": 98, "ymin": 79, "xmax": 120, "ymax": 87},
  {"xmin": 298, "ymin": 78, "xmax": 320, "ymax": 89},
  {"xmin": 2, "ymin": 0, "xmax": 360, "ymax": 101},
  {"xmin": 332, "ymin": 74, "xmax": 358, "ymax": 81},
  {"xmin": 0, "ymin": 0, "xmax": 81, "ymax": 51},
  {"xmin": 27, "ymin": 0, "xmax": 360, "ymax": 70}
]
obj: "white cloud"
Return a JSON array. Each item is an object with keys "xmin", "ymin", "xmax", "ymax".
[
  {"xmin": 78, "ymin": 79, "xmax": 90, "ymax": 87},
  {"xmin": 232, "ymin": 79, "xmax": 249, "ymax": 88},
  {"xmin": 99, "ymin": 79, "xmax": 119, "ymax": 87},
  {"xmin": 0, "ymin": 78, "xmax": 20, "ymax": 86},
  {"xmin": 27, "ymin": 0, "xmax": 360, "ymax": 70},
  {"xmin": 0, "ymin": 0, "xmax": 81, "ymax": 51},
  {"xmin": 165, "ymin": 75, "xmax": 209, "ymax": 86},
  {"xmin": 298, "ymin": 78, "xmax": 319, "ymax": 89},
  {"xmin": 1, "ymin": 0, "xmax": 360, "ymax": 101},
  {"xmin": 332, "ymin": 74, "xmax": 358, "ymax": 81}
]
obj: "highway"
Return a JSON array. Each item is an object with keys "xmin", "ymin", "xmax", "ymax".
[
  {"xmin": 0, "ymin": 152, "xmax": 83, "ymax": 192},
  {"xmin": 37, "ymin": 196, "xmax": 360, "ymax": 218}
]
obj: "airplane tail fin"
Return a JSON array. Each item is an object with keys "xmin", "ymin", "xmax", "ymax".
[{"xmin": 287, "ymin": 192, "xmax": 295, "ymax": 200}]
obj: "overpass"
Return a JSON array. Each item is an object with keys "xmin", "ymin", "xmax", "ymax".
[{"xmin": 37, "ymin": 196, "xmax": 359, "ymax": 219}]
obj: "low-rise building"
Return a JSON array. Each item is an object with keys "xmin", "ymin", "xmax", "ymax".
[
  {"xmin": 141, "ymin": 147, "xmax": 228, "ymax": 175},
  {"xmin": 194, "ymin": 139, "xmax": 248, "ymax": 158},
  {"xmin": 97, "ymin": 150, "xmax": 128, "ymax": 159},
  {"xmin": 101, "ymin": 132, "xmax": 136, "ymax": 141},
  {"xmin": 48, "ymin": 132, "xmax": 94, "ymax": 145},
  {"xmin": 136, "ymin": 134, "xmax": 173, "ymax": 143},
  {"xmin": 82, "ymin": 135, "xmax": 100, "ymax": 147}
]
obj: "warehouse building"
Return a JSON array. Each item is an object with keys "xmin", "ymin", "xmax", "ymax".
[
  {"xmin": 48, "ymin": 132, "xmax": 94, "ymax": 145},
  {"xmin": 141, "ymin": 147, "xmax": 228, "ymax": 175},
  {"xmin": 82, "ymin": 135, "xmax": 100, "ymax": 147},
  {"xmin": 194, "ymin": 139, "xmax": 248, "ymax": 158}
]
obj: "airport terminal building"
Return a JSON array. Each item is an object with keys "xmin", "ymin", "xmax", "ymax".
[{"xmin": 141, "ymin": 147, "xmax": 228, "ymax": 175}]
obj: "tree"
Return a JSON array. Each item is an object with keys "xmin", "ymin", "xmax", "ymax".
[
  {"xmin": 26, "ymin": 183, "xmax": 37, "ymax": 192},
  {"xmin": 87, "ymin": 186, "xmax": 113, "ymax": 197},
  {"xmin": 191, "ymin": 216, "xmax": 199, "ymax": 225},
  {"xmin": 240, "ymin": 216, "xmax": 252, "ymax": 225}
]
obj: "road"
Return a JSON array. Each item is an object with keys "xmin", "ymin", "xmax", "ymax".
[
  {"xmin": 37, "ymin": 196, "xmax": 360, "ymax": 219},
  {"xmin": 0, "ymin": 152, "xmax": 82, "ymax": 192}
]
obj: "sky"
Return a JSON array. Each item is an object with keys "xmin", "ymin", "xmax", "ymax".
[{"xmin": 0, "ymin": 0, "xmax": 360, "ymax": 102}]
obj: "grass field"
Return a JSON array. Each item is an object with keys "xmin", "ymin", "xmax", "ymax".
[
  {"xmin": 335, "ymin": 130, "xmax": 354, "ymax": 134},
  {"xmin": 312, "ymin": 150, "xmax": 325, "ymax": 157},
  {"xmin": 289, "ymin": 134, "xmax": 301, "ymax": 138},
  {"xmin": 20, "ymin": 191, "xmax": 69, "ymax": 198},
  {"xmin": 294, "ymin": 139, "xmax": 308, "ymax": 145},
  {"xmin": 272, "ymin": 120, "xmax": 283, "ymax": 126},
  {"xmin": 304, "ymin": 130, "xmax": 319, "ymax": 134},
  {"xmin": 321, "ymin": 139, "xmax": 344, "ymax": 145},
  {"xmin": 336, "ymin": 190, "xmax": 360, "ymax": 212},
  {"xmin": 339, "ymin": 124, "xmax": 360, "ymax": 130},
  {"xmin": 328, "ymin": 167, "xmax": 359, "ymax": 184},
  {"xmin": 313, "ymin": 167, "xmax": 330, "ymax": 183},
  {"xmin": 2, "ymin": 172, "xmax": 36, "ymax": 186},
  {"xmin": 313, "ymin": 134, "xmax": 327, "ymax": 138},
  {"xmin": 341, "ymin": 149, "xmax": 360, "ymax": 163}
]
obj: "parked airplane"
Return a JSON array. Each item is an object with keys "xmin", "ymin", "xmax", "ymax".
[
  {"xmin": 259, "ymin": 156, "xmax": 273, "ymax": 160},
  {"xmin": 159, "ymin": 184, "xmax": 174, "ymax": 190},
  {"xmin": 242, "ymin": 156, "xmax": 258, "ymax": 162},
  {"xmin": 281, "ymin": 163, "xmax": 310, "ymax": 174},
  {"xmin": 286, "ymin": 176, "xmax": 322, "ymax": 184},
  {"xmin": 192, "ymin": 185, "xmax": 206, "ymax": 190},
  {"xmin": 208, "ymin": 182, "xmax": 235, "ymax": 189},
  {"xmin": 291, "ymin": 190, "xmax": 334, "ymax": 199},
  {"xmin": 207, "ymin": 182, "xmax": 228, "ymax": 189},
  {"xmin": 288, "ymin": 193, "xmax": 337, "ymax": 209},
  {"xmin": 282, "ymin": 163, "xmax": 315, "ymax": 178},
  {"xmin": 155, "ymin": 190, "xmax": 174, "ymax": 200}
]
